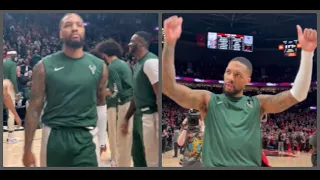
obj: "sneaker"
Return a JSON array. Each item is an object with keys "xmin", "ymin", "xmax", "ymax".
[
  {"xmin": 111, "ymin": 160, "xmax": 117, "ymax": 167},
  {"xmin": 7, "ymin": 137, "xmax": 22, "ymax": 144},
  {"xmin": 16, "ymin": 126, "xmax": 24, "ymax": 130}
]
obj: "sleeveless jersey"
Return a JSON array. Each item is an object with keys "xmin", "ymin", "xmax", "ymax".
[
  {"xmin": 202, "ymin": 93, "xmax": 262, "ymax": 167},
  {"xmin": 3, "ymin": 58, "xmax": 19, "ymax": 93},
  {"xmin": 41, "ymin": 51, "xmax": 104, "ymax": 128},
  {"xmin": 132, "ymin": 52, "xmax": 158, "ymax": 113}
]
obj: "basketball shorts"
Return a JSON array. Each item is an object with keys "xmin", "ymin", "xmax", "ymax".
[{"xmin": 40, "ymin": 125, "xmax": 99, "ymax": 167}]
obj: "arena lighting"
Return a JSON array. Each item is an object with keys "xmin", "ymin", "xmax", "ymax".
[
  {"xmin": 310, "ymin": 106, "xmax": 316, "ymax": 110},
  {"xmin": 175, "ymin": 76, "xmax": 317, "ymax": 87}
]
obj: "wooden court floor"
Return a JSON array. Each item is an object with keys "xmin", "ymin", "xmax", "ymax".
[
  {"xmin": 3, "ymin": 129, "xmax": 133, "ymax": 167},
  {"xmin": 162, "ymin": 149, "xmax": 313, "ymax": 167}
]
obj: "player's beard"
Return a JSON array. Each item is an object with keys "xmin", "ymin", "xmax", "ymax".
[
  {"xmin": 128, "ymin": 44, "xmax": 138, "ymax": 57},
  {"xmin": 223, "ymin": 84, "xmax": 243, "ymax": 97},
  {"xmin": 64, "ymin": 35, "xmax": 85, "ymax": 49}
]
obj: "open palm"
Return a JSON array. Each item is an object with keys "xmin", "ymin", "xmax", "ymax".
[
  {"xmin": 297, "ymin": 25, "xmax": 317, "ymax": 52},
  {"xmin": 164, "ymin": 16, "xmax": 183, "ymax": 44}
]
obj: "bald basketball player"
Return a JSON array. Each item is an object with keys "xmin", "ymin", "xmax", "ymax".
[
  {"xmin": 3, "ymin": 79, "xmax": 22, "ymax": 130},
  {"xmin": 162, "ymin": 16, "xmax": 317, "ymax": 167},
  {"xmin": 122, "ymin": 31, "xmax": 159, "ymax": 167},
  {"xmin": 22, "ymin": 13, "xmax": 108, "ymax": 167},
  {"xmin": 3, "ymin": 51, "xmax": 21, "ymax": 143}
]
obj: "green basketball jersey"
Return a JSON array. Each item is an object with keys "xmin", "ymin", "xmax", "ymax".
[
  {"xmin": 3, "ymin": 58, "xmax": 19, "ymax": 93},
  {"xmin": 108, "ymin": 58, "xmax": 133, "ymax": 105},
  {"xmin": 106, "ymin": 66, "xmax": 121, "ymax": 108},
  {"xmin": 41, "ymin": 51, "xmax": 105, "ymax": 128},
  {"xmin": 132, "ymin": 52, "xmax": 158, "ymax": 113},
  {"xmin": 202, "ymin": 93, "xmax": 262, "ymax": 167}
]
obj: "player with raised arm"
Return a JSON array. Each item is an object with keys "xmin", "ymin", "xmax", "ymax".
[{"xmin": 162, "ymin": 15, "xmax": 316, "ymax": 167}]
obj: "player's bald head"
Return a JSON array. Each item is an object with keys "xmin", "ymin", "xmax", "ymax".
[{"xmin": 59, "ymin": 13, "xmax": 84, "ymax": 30}]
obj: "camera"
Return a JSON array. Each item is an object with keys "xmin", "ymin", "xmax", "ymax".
[{"xmin": 187, "ymin": 109, "xmax": 200, "ymax": 127}]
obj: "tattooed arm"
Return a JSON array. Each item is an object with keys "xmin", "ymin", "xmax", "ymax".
[
  {"xmin": 162, "ymin": 16, "xmax": 210, "ymax": 118},
  {"xmin": 24, "ymin": 62, "xmax": 46, "ymax": 152},
  {"xmin": 162, "ymin": 42, "xmax": 210, "ymax": 116},
  {"xmin": 96, "ymin": 63, "xmax": 108, "ymax": 148},
  {"xmin": 97, "ymin": 64, "xmax": 108, "ymax": 106},
  {"xmin": 257, "ymin": 91, "xmax": 299, "ymax": 115}
]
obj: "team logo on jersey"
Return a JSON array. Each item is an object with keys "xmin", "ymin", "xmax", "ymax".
[
  {"xmin": 89, "ymin": 65, "xmax": 96, "ymax": 75},
  {"xmin": 246, "ymin": 99, "xmax": 253, "ymax": 108}
]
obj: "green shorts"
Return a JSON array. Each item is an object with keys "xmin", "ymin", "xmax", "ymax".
[
  {"xmin": 131, "ymin": 112, "xmax": 147, "ymax": 167},
  {"xmin": 40, "ymin": 125, "xmax": 99, "ymax": 167}
]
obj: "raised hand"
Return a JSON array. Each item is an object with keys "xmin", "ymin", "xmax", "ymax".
[
  {"xmin": 296, "ymin": 25, "xmax": 317, "ymax": 52},
  {"xmin": 163, "ymin": 16, "xmax": 183, "ymax": 45}
]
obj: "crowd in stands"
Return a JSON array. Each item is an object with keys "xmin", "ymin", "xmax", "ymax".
[{"xmin": 174, "ymin": 58, "xmax": 317, "ymax": 83}]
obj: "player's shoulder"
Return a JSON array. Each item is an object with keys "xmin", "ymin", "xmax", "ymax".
[
  {"xmin": 42, "ymin": 51, "xmax": 63, "ymax": 63},
  {"xmin": 85, "ymin": 52, "xmax": 104, "ymax": 64},
  {"xmin": 146, "ymin": 52, "xmax": 159, "ymax": 60}
]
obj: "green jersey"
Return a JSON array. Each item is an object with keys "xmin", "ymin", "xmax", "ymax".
[
  {"xmin": 132, "ymin": 52, "xmax": 158, "ymax": 113},
  {"xmin": 3, "ymin": 58, "xmax": 19, "ymax": 93},
  {"xmin": 202, "ymin": 93, "xmax": 261, "ymax": 167},
  {"xmin": 41, "ymin": 51, "xmax": 105, "ymax": 128},
  {"xmin": 108, "ymin": 58, "xmax": 133, "ymax": 105},
  {"xmin": 106, "ymin": 66, "xmax": 121, "ymax": 108}
]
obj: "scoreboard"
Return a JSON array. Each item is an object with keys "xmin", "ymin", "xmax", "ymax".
[
  {"xmin": 207, "ymin": 32, "xmax": 253, "ymax": 52},
  {"xmin": 278, "ymin": 40, "xmax": 301, "ymax": 57}
]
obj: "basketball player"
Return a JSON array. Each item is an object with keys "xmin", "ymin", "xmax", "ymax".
[
  {"xmin": 3, "ymin": 50, "xmax": 21, "ymax": 143},
  {"xmin": 22, "ymin": 13, "xmax": 108, "ymax": 167},
  {"xmin": 162, "ymin": 16, "xmax": 317, "ymax": 167},
  {"xmin": 122, "ymin": 31, "xmax": 159, "ymax": 167},
  {"xmin": 3, "ymin": 79, "xmax": 22, "ymax": 131},
  {"xmin": 95, "ymin": 39, "xmax": 134, "ymax": 167}
]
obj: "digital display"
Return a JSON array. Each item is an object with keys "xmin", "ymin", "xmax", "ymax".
[
  {"xmin": 278, "ymin": 40, "xmax": 301, "ymax": 57},
  {"xmin": 207, "ymin": 32, "xmax": 253, "ymax": 52}
]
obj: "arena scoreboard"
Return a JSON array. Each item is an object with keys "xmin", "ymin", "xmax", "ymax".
[
  {"xmin": 278, "ymin": 40, "xmax": 301, "ymax": 57},
  {"xmin": 207, "ymin": 32, "xmax": 253, "ymax": 52}
]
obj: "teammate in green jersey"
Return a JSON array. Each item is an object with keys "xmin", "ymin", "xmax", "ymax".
[
  {"xmin": 95, "ymin": 39, "xmax": 134, "ymax": 167},
  {"xmin": 3, "ymin": 50, "xmax": 21, "ymax": 143},
  {"xmin": 22, "ymin": 13, "xmax": 108, "ymax": 167},
  {"xmin": 122, "ymin": 31, "xmax": 159, "ymax": 167},
  {"xmin": 162, "ymin": 16, "xmax": 317, "ymax": 167}
]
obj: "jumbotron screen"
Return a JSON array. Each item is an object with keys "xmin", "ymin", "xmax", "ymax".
[
  {"xmin": 207, "ymin": 32, "xmax": 253, "ymax": 52},
  {"xmin": 278, "ymin": 40, "xmax": 301, "ymax": 57}
]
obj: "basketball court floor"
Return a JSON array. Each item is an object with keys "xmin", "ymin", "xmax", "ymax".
[
  {"xmin": 162, "ymin": 149, "xmax": 313, "ymax": 167},
  {"xmin": 3, "ymin": 130, "xmax": 133, "ymax": 167}
]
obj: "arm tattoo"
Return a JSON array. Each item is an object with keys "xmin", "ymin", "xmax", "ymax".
[
  {"xmin": 24, "ymin": 62, "xmax": 46, "ymax": 152},
  {"xmin": 97, "ymin": 64, "xmax": 108, "ymax": 106},
  {"xmin": 259, "ymin": 90, "xmax": 299, "ymax": 114}
]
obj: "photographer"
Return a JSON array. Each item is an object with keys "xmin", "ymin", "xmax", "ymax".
[
  {"xmin": 177, "ymin": 109, "xmax": 204, "ymax": 167},
  {"xmin": 309, "ymin": 130, "xmax": 317, "ymax": 167}
]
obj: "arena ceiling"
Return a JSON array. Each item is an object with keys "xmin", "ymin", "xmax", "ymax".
[{"xmin": 163, "ymin": 13, "xmax": 317, "ymax": 41}]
